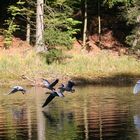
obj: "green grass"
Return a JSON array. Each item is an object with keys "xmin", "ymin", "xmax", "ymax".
[
  {"xmin": 48, "ymin": 51, "xmax": 140, "ymax": 77},
  {"xmin": 0, "ymin": 50, "xmax": 140, "ymax": 85}
]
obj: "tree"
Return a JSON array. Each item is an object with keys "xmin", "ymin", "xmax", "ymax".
[
  {"xmin": 83, "ymin": 0, "xmax": 87, "ymax": 47},
  {"xmin": 25, "ymin": 0, "xmax": 35, "ymax": 44},
  {"xmin": 43, "ymin": 0, "xmax": 81, "ymax": 48},
  {"xmin": 104, "ymin": 0, "xmax": 140, "ymax": 50},
  {"xmin": 36, "ymin": 0, "xmax": 46, "ymax": 52},
  {"xmin": 3, "ymin": 0, "xmax": 35, "ymax": 47},
  {"xmin": 4, "ymin": 1, "xmax": 25, "ymax": 48},
  {"xmin": 124, "ymin": 0, "xmax": 140, "ymax": 49}
]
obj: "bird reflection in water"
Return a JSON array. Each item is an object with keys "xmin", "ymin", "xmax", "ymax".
[
  {"xmin": 42, "ymin": 110, "xmax": 74, "ymax": 127},
  {"xmin": 42, "ymin": 111, "xmax": 56, "ymax": 123},
  {"xmin": 10, "ymin": 107, "xmax": 27, "ymax": 123}
]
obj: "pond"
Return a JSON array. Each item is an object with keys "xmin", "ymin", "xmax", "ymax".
[{"xmin": 0, "ymin": 85, "xmax": 140, "ymax": 140}]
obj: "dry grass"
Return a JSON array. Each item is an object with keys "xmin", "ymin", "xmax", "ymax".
[{"xmin": 0, "ymin": 50, "xmax": 140, "ymax": 85}]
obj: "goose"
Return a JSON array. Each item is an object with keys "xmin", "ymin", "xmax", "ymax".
[
  {"xmin": 42, "ymin": 88, "xmax": 64, "ymax": 108},
  {"xmin": 8, "ymin": 86, "xmax": 26, "ymax": 95},
  {"xmin": 42, "ymin": 78, "xmax": 59, "ymax": 91},
  {"xmin": 133, "ymin": 80, "xmax": 140, "ymax": 95},
  {"xmin": 59, "ymin": 80, "xmax": 75, "ymax": 93}
]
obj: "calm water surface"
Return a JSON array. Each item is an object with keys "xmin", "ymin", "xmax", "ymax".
[{"xmin": 0, "ymin": 85, "xmax": 140, "ymax": 140}]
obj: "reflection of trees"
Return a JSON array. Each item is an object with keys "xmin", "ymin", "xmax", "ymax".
[
  {"xmin": 43, "ymin": 109, "xmax": 77, "ymax": 140},
  {"xmin": 3, "ymin": 105, "xmax": 29, "ymax": 140},
  {"xmin": 134, "ymin": 115, "xmax": 140, "ymax": 129},
  {"xmin": 133, "ymin": 114, "xmax": 140, "ymax": 139},
  {"xmin": 83, "ymin": 91, "xmax": 89, "ymax": 140},
  {"xmin": 34, "ymin": 87, "xmax": 79, "ymax": 140},
  {"xmin": 27, "ymin": 104, "xmax": 32, "ymax": 140},
  {"xmin": 35, "ymin": 87, "xmax": 46, "ymax": 140},
  {"xmin": 0, "ymin": 87, "xmax": 37, "ymax": 140},
  {"xmin": 72, "ymin": 86, "xmax": 137, "ymax": 140},
  {"xmin": 0, "ymin": 87, "xmax": 79, "ymax": 140},
  {"xmin": 0, "ymin": 86, "xmax": 140, "ymax": 140}
]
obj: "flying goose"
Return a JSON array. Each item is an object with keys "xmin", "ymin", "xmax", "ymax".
[
  {"xmin": 42, "ymin": 88, "xmax": 64, "ymax": 107},
  {"xmin": 42, "ymin": 78, "xmax": 59, "ymax": 91},
  {"xmin": 8, "ymin": 86, "xmax": 26, "ymax": 95},
  {"xmin": 59, "ymin": 80, "xmax": 75, "ymax": 93}
]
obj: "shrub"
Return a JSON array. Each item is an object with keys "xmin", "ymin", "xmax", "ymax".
[
  {"xmin": 40, "ymin": 48, "xmax": 64, "ymax": 64},
  {"xmin": 44, "ymin": 28, "xmax": 74, "ymax": 49}
]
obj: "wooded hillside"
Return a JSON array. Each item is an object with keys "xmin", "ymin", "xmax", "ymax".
[{"xmin": 0, "ymin": 0, "xmax": 140, "ymax": 55}]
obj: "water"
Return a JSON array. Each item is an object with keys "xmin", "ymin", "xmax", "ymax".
[{"xmin": 0, "ymin": 85, "xmax": 140, "ymax": 140}]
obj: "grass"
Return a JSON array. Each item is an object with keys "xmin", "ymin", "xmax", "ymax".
[
  {"xmin": 48, "ymin": 51, "xmax": 140, "ymax": 77},
  {"xmin": 0, "ymin": 50, "xmax": 140, "ymax": 85}
]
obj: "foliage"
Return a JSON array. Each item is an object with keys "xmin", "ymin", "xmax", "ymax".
[
  {"xmin": 124, "ymin": 0, "xmax": 140, "ymax": 50},
  {"xmin": 44, "ymin": 1, "xmax": 81, "ymax": 48},
  {"xmin": 103, "ymin": 0, "xmax": 133, "ymax": 7},
  {"xmin": 4, "ymin": 1, "xmax": 24, "ymax": 48},
  {"xmin": 103, "ymin": 0, "xmax": 140, "ymax": 50},
  {"xmin": 4, "ymin": 0, "xmax": 35, "ymax": 48},
  {"xmin": 4, "ymin": 19, "xmax": 19, "ymax": 48},
  {"xmin": 44, "ymin": 28, "xmax": 73, "ymax": 48},
  {"xmin": 44, "ymin": 48, "xmax": 63, "ymax": 64},
  {"xmin": 2, "ymin": 0, "xmax": 140, "ymax": 53}
]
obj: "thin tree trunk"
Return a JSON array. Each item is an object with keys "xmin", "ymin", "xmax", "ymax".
[
  {"xmin": 83, "ymin": 0, "xmax": 87, "ymax": 47},
  {"xmin": 26, "ymin": 16, "xmax": 30, "ymax": 44},
  {"xmin": 98, "ymin": 0, "xmax": 101, "ymax": 47},
  {"xmin": 36, "ymin": 0, "xmax": 46, "ymax": 52}
]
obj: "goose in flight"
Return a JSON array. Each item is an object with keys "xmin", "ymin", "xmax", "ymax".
[
  {"xmin": 42, "ymin": 78, "xmax": 59, "ymax": 91},
  {"xmin": 133, "ymin": 80, "xmax": 140, "ymax": 95},
  {"xmin": 8, "ymin": 86, "xmax": 26, "ymax": 95},
  {"xmin": 59, "ymin": 80, "xmax": 75, "ymax": 93},
  {"xmin": 42, "ymin": 88, "xmax": 64, "ymax": 108}
]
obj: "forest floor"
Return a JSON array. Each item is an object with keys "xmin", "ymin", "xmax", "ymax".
[{"xmin": 0, "ymin": 34, "xmax": 140, "ymax": 87}]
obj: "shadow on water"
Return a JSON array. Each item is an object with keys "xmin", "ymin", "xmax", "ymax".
[
  {"xmin": 72, "ymin": 73, "xmax": 140, "ymax": 86},
  {"xmin": 42, "ymin": 111, "xmax": 57, "ymax": 123}
]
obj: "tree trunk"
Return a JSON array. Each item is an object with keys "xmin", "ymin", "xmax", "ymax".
[
  {"xmin": 83, "ymin": 0, "xmax": 87, "ymax": 47},
  {"xmin": 36, "ymin": 0, "xmax": 46, "ymax": 52},
  {"xmin": 26, "ymin": 16, "xmax": 30, "ymax": 44},
  {"xmin": 98, "ymin": 0, "xmax": 101, "ymax": 48}
]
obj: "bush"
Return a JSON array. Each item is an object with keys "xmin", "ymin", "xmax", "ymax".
[
  {"xmin": 41, "ymin": 48, "xmax": 64, "ymax": 64},
  {"xmin": 44, "ymin": 28, "xmax": 73, "ymax": 49}
]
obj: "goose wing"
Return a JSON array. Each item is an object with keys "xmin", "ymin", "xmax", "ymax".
[
  {"xmin": 8, "ymin": 86, "xmax": 23, "ymax": 95},
  {"xmin": 133, "ymin": 80, "xmax": 140, "ymax": 95},
  {"xmin": 42, "ymin": 79, "xmax": 50, "ymax": 87},
  {"xmin": 42, "ymin": 93, "xmax": 56, "ymax": 107},
  {"xmin": 8, "ymin": 88, "xmax": 18, "ymax": 94},
  {"xmin": 49, "ymin": 79, "xmax": 59, "ymax": 88}
]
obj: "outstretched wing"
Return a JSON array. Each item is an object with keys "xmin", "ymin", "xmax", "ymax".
[
  {"xmin": 42, "ymin": 93, "xmax": 56, "ymax": 107},
  {"xmin": 8, "ymin": 86, "xmax": 22, "ymax": 95},
  {"xmin": 42, "ymin": 79, "xmax": 50, "ymax": 87},
  {"xmin": 8, "ymin": 88, "xmax": 18, "ymax": 95},
  {"xmin": 50, "ymin": 79, "xmax": 59, "ymax": 88},
  {"xmin": 133, "ymin": 81, "xmax": 140, "ymax": 95}
]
